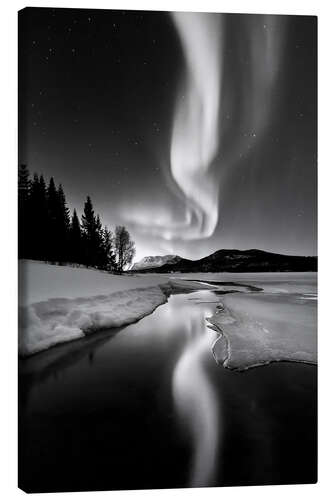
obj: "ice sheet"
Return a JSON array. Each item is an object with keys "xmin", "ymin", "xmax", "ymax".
[{"xmin": 207, "ymin": 291, "xmax": 317, "ymax": 370}]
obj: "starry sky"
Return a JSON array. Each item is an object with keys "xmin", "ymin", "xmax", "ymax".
[{"xmin": 18, "ymin": 8, "xmax": 317, "ymax": 261}]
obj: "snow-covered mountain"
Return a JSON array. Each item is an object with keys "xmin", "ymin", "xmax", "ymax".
[
  {"xmin": 131, "ymin": 254, "xmax": 181, "ymax": 271},
  {"xmin": 131, "ymin": 249, "xmax": 317, "ymax": 273}
]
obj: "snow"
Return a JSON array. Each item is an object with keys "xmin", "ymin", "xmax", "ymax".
[
  {"xmin": 18, "ymin": 261, "xmax": 211, "ymax": 357},
  {"xmin": 19, "ymin": 260, "xmax": 170, "ymax": 306},
  {"xmin": 19, "ymin": 286, "xmax": 170, "ymax": 357},
  {"xmin": 207, "ymin": 281, "xmax": 317, "ymax": 370},
  {"xmin": 19, "ymin": 262, "xmax": 317, "ymax": 367},
  {"xmin": 131, "ymin": 254, "xmax": 180, "ymax": 270}
]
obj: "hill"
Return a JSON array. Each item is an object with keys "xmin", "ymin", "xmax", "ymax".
[{"xmin": 132, "ymin": 249, "xmax": 317, "ymax": 273}]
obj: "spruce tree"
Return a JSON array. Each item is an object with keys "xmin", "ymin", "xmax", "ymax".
[
  {"xmin": 18, "ymin": 164, "xmax": 30, "ymax": 200},
  {"xmin": 69, "ymin": 209, "xmax": 82, "ymax": 264},
  {"xmin": 18, "ymin": 164, "xmax": 30, "ymax": 258},
  {"xmin": 102, "ymin": 226, "xmax": 115, "ymax": 271},
  {"xmin": 46, "ymin": 177, "xmax": 60, "ymax": 262},
  {"xmin": 28, "ymin": 173, "xmax": 47, "ymax": 260},
  {"xmin": 28, "ymin": 173, "xmax": 39, "ymax": 259},
  {"xmin": 57, "ymin": 184, "xmax": 70, "ymax": 262},
  {"xmin": 95, "ymin": 214, "xmax": 104, "ymax": 268},
  {"xmin": 39, "ymin": 175, "xmax": 48, "ymax": 260},
  {"xmin": 81, "ymin": 196, "xmax": 97, "ymax": 267},
  {"xmin": 18, "ymin": 169, "xmax": 136, "ymax": 272}
]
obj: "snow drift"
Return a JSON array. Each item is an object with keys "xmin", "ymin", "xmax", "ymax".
[
  {"xmin": 18, "ymin": 260, "xmax": 212, "ymax": 357},
  {"xmin": 19, "ymin": 286, "xmax": 170, "ymax": 357}
]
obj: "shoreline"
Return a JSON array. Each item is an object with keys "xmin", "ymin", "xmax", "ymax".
[
  {"xmin": 19, "ymin": 274, "xmax": 214, "ymax": 358},
  {"xmin": 19, "ymin": 262, "xmax": 317, "ymax": 367}
]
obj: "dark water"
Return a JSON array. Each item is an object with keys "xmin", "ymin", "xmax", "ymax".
[{"xmin": 18, "ymin": 290, "xmax": 317, "ymax": 493}]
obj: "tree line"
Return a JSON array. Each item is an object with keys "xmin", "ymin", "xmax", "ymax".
[{"xmin": 18, "ymin": 164, "xmax": 135, "ymax": 272}]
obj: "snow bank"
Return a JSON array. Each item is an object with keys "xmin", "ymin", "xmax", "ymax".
[
  {"xmin": 207, "ymin": 291, "xmax": 317, "ymax": 370},
  {"xmin": 18, "ymin": 261, "xmax": 211, "ymax": 357},
  {"xmin": 19, "ymin": 286, "xmax": 169, "ymax": 357}
]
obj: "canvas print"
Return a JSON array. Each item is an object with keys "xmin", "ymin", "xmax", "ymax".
[{"xmin": 18, "ymin": 7, "xmax": 317, "ymax": 493}]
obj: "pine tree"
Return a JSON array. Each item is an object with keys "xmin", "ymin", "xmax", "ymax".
[
  {"xmin": 18, "ymin": 164, "xmax": 30, "ymax": 258},
  {"xmin": 95, "ymin": 214, "xmax": 105, "ymax": 269},
  {"xmin": 57, "ymin": 184, "xmax": 71, "ymax": 262},
  {"xmin": 102, "ymin": 226, "xmax": 115, "ymax": 271},
  {"xmin": 18, "ymin": 164, "xmax": 30, "ymax": 201},
  {"xmin": 39, "ymin": 175, "xmax": 48, "ymax": 260},
  {"xmin": 18, "ymin": 168, "xmax": 136, "ymax": 272},
  {"xmin": 69, "ymin": 209, "xmax": 82, "ymax": 264},
  {"xmin": 81, "ymin": 196, "xmax": 97, "ymax": 267},
  {"xmin": 28, "ymin": 173, "xmax": 40, "ymax": 259},
  {"xmin": 47, "ymin": 177, "xmax": 59, "ymax": 262},
  {"xmin": 28, "ymin": 173, "xmax": 47, "ymax": 260}
]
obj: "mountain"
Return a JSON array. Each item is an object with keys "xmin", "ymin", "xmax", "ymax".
[
  {"xmin": 131, "ymin": 254, "xmax": 181, "ymax": 271},
  {"xmin": 131, "ymin": 249, "xmax": 317, "ymax": 273}
]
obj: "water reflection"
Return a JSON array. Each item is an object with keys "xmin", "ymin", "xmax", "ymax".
[
  {"xmin": 172, "ymin": 304, "xmax": 221, "ymax": 487},
  {"xmin": 19, "ymin": 329, "xmax": 119, "ymax": 413},
  {"xmin": 19, "ymin": 288, "xmax": 317, "ymax": 491}
]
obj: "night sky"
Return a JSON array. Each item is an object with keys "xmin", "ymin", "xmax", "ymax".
[{"xmin": 18, "ymin": 8, "xmax": 317, "ymax": 261}]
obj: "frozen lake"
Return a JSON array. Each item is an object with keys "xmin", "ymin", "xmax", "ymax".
[{"xmin": 19, "ymin": 272, "xmax": 317, "ymax": 492}]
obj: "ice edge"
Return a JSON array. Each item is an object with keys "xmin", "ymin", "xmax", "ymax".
[{"xmin": 206, "ymin": 305, "xmax": 317, "ymax": 372}]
